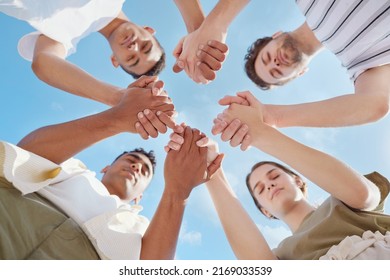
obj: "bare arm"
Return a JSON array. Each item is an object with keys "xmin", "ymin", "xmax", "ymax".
[
  {"xmin": 17, "ymin": 85, "xmax": 174, "ymax": 164},
  {"xmin": 173, "ymin": 0, "xmax": 249, "ymax": 83},
  {"xmin": 219, "ymin": 91, "xmax": 381, "ymax": 211},
  {"xmin": 32, "ymin": 35, "xmax": 122, "ymax": 106},
  {"xmin": 140, "ymin": 126, "xmax": 222, "ymax": 259},
  {"xmin": 165, "ymin": 132, "xmax": 276, "ymax": 259},
  {"xmin": 206, "ymin": 169, "xmax": 277, "ymax": 259},
  {"xmin": 269, "ymin": 65, "xmax": 390, "ymax": 128},
  {"xmin": 173, "ymin": 0, "xmax": 205, "ymax": 32}
]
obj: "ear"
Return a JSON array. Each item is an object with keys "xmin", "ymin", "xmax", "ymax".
[
  {"xmin": 294, "ymin": 176, "xmax": 304, "ymax": 187},
  {"xmin": 111, "ymin": 54, "xmax": 119, "ymax": 68},
  {"xmin": 143, "ymin": 26, "xmax": 156, "ymax": 35},
  {"xmin": 272, "ymin": 31, "xmax": 283, "ymax": 39},
  {"xmin": 298, "ymin": 67, "xmax": 309, "ymax": 77},
  {"xmin": 100, "ymin": 165, "xmax": 110, "ymax": 174},
  {"xmin": 260, "ymin": 207, "xmax": 274, "ymax": 219}
]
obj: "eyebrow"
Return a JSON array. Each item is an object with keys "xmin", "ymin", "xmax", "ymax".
[
  {"xmin": 252, "ymin": 168, "xmax": 276, "ymax": 191},
  {"xmin": 125, "ymin": 154, "xmax": 151, "ymax": 174}
]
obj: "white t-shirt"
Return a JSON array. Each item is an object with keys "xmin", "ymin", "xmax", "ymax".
[
  {"xmin": 0, "ymin": 141, "xmax": 149, "ymax": 260},
  {"xmin": 0, "ymin": 0, "xmax": 125, "ymax": 60},
  {"xmin": 296, "ymin": 0, "xmax": 390, "ymax": 81}
]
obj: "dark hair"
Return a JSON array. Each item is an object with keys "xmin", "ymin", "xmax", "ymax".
[
  {"xmin": 120, "ymin": 38, "xmax": 166, "ymax": 79},
  {"xmin": 245, "ymin": 161, "xmax": 307, "ymax": 219},
  {"xmin": 113, "ymin": 148, "xmax": 156, "ymax": 174}
]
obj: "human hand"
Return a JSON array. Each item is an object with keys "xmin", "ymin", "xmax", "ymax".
[
  {"xmin": 111, "ymin": 78, "xmax": 175, "ymax": 134},
  {"xmin": 165, "ymin": 123, "xmax": 220, "ymax": 166},
  {"xmin": 212, "ymin": 91, "xmax": 264, "ymax": 150},
  {"xmin": 123, "ymin": 76, "xmax": 180, "ymax": 138},
  {"xmin": 164, "ymin": 126, "xmax": 224, "ymax": 200},
  {"xmin": 172, "ymin": 24, "xmax": 228, "ymax": 84}
]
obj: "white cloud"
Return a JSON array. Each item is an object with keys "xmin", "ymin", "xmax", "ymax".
[
  {"xmin": 179, "ymin": 221, "xmax": 202, "ymax": 246},
  {"xmin": 257, "ymin": 224, "xmax": 291, "ymax": 249}
]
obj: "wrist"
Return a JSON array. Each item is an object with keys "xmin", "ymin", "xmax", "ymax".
[
  {"xmin": 186, "ymin": 14, "xmax": 205, "ymax": 33},
  {"xmin": 162, "ymin": 186, "xmax": 190, "ymax": 206},
  {"xmin": 252, "ymin": 124, "xmax": 275, "ymax": 150},
  {"xmin": 108, "ymin": 88, "xmax": 123, "ymax": 107}
]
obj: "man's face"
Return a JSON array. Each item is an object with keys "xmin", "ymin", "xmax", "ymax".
[
  {"xmin": 109, "ymin": 22, "xmax": 162, "ymax": 75},
  {"xmin": 254, "ymin": 33, "xmax": 309, "ymax": 85},
  {"xmin": 101, "ymin": 152, "xmax": 154, "ymax": 202}
]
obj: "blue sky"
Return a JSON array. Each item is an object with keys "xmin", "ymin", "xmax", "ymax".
[{"xmin": 1, "ymin": 0, "xmax": 389, "ymax": 260}]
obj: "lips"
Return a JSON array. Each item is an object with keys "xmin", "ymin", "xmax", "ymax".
[
  {"xmin": 277, "ymin": 50, "xmax": 290, "ymax": 66},
  {"xmin": 123, "ymin": 169, "xmax": 138, "ymax": 185},
  {"xmin": 271, "ymin": 188, "xmax": 283, "ymax": 199}
]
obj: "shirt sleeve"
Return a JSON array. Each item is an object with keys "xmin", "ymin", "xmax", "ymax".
[
  {"xmin": 18, "ymin": 31, "xmax": 73, "ymax": 61},
  {"xmin": 83, "ymin": 206, "xmax": 150, "ymax": 260},
  {"xmin": 364, "ymin": 171, "xmax": 390, "ymax": 213},
  {"xmin": 0, "ymin": 141, "xmax": 86, "ymax": 195}
]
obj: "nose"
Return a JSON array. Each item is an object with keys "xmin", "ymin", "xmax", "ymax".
[
  {"xmin": 267, "ymin": 183, "xmax": 276, "ymax": 190},
  {"xmin": 130, "ymin": 162, "xmax": 142, "ymax": 173},
  {"xmin": 128, "ymin": 41, "xmax": 139, "ymax": 51},
  {"xmin": 273, "ymin": 57, "xmax": 280, "ymax": 67}
]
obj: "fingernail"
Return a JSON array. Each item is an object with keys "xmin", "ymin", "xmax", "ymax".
[
  {"xmin": 196, "ymin": 61, "xmax": 201, "ymax": 66},
  {"xmin": 156, "ymin": 111, "xmax": 161, "ymax": 116},
  {"xmin": 144, "ymin": 109, "xmax": 150, "ymax": 115},
  {"xmin": 242, "ymin": 124, "xmax": 248, "ymax": 131},
  {"xmin": 138, "ymin": 112, "xmax": 144, "ymax": 118},
  {"xmin": 135, "ymin": 122, "xmax": 140, "ymax": 127},
  {"xmin": 177, "ymin": 61, "xmax": 184, "ymax": 68},
  {"xmin": 153, "ymin": 88, "xmax": 159, "ymax": 95},
  {"xmin": 199, "ymin": 44, "xmax": 204, "ymax": 49},
  {"xmin": 197, "ymin": 50, "xmax": 202, "ymax": 57}
]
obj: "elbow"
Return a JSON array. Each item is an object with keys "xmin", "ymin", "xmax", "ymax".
[
  {"xmin": 350, "ymin": 183, "xmax": 381, "ymax": 211},
  {"xmin": 31, "ymin": 53, "xmax": 49, "ymax": 81},
  {"xmin": 368, "ymin": 95, "xmax": 389, "ymax": 122}
]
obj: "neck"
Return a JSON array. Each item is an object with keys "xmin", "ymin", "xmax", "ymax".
[
  {"xmin": 280, "ymin": 200, "xmax": 315, "ymax": 233},
  {"xmin": 291, "ymin": 22, "xmax": 323, "ymax": 57},
  {"xmin": 99, "ymin": 11, "xmax": 130, "ymax": 39}
]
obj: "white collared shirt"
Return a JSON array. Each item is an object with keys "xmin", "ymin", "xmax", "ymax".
[
  {"xmin": 0, "ymin": 141, "xmax": 149, "ymax": 260},
  {"xmin": 0, "ymin": 0, "xmax": 124, "ymax": 60}
]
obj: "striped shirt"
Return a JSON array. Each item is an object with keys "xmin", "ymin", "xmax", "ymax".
[{"xmin": 296, "ymin": 0, "xmax": 390, "ymax": 81}]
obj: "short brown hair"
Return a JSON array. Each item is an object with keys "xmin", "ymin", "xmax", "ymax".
[
  {"xmin": 245, "ymin": 161, "xmax": 307, "ymax": 219},
  {"xmin": 244, "ymin": 37, "xmax": 294, "ymax": 90}
]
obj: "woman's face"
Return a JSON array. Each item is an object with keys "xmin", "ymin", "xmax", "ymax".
[{"xmin": 248, "ymin": 163, "xmax": 305, "ymax": 218}]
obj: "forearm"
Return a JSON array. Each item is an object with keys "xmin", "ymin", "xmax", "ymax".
[
  {"xmin": 273, "ymin": 93, "xmax": 388, "ymax": 128},
  {"xmin": 32, "ymin": 53, "xmax": 122, "ymax": 106},
  {"xmin": 140, "ymin": 189, "xmax": 186, "ymax": 259},
  {"xmin": 206, "ymin": 169, "xmax": 276, "ymax": 259},
  {"xmin": 252, "ymin": 125, "xmax": 379, "ymax": 209},
  {"xmin": 202, "ymin": 0, "xmax": 250, "ymax": 33},
  {"xmin": 17, "ymin": 109, "xmax": 120, "ymax": 164},
  {"xmin": 173, "ymin": 0, "xmax": 205, "ymax": 32}
]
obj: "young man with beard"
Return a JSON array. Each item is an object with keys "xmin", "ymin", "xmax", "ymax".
[
  {"xmin": 241, "ymin": 0, "xmax": 390, "ymax": 129},
  {"xmin": 175, "ymin": 0, "xmax": 389, "ymax": 130}
]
